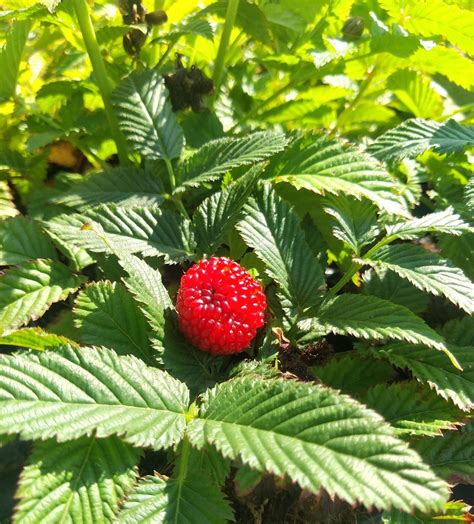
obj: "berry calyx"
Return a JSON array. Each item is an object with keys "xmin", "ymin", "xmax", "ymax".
[{"xmin": 176, "ymin": 257, "xmax": 266, "ymax": 355}]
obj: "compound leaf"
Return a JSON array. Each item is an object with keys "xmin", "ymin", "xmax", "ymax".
[
  {"xmin": 0, "ymin": 216, "xmax": 57, "ymax": 266},
  {"xmin": 187, "ymin": 376, "xmax": 448, "ymax": 512},
  {"xmin": 178, "ymin": 131, "xmax": 288, "ymax": 191},
  {"xmin": 237, "ymin": 183, "xmax": 324, "ymax": 312},
  {"xmin": 368, "ymin": 119, "xmax": 474, "ymax": 161},
  {"xmin": 0, "ymin": 345, "xmax": 189, "ymax": 448},
  {"xmin": 0, "ymin": 259, "xmax": 84, "ymax": 335},
  {"xmin": 362, "ymin": 244, "xmax": 474, "ymax": 314},
  {"xmin": 111, "ymin": 69, "xmax": 184, "ymax": 160},
  {"xmin": 74, "ymin": 281, "xmax": 153, "ymax": 363},
  {"xmin": 117, "ymin": 474, "xmax": 233, "ymax": 523},
  {"xmin": 269, "ymin": 134, "xmax": 407, "ymax": 215},
  {"xmin": 14, "ymin": 437, "xmax": 140, "ymax": 523}
]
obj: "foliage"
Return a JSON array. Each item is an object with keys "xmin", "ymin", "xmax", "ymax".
[{"xmin": 0, "ymin": 0, "xmax": 473, "ymax": 521}]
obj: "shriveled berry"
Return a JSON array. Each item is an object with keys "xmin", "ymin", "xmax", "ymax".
[{"xmin": 176, "ymin": 257, "xmax": 266, "ymax": 355}]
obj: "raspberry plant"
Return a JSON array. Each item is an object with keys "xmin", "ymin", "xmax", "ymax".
[{"xmin": 1, "ymin": 0, "xmax": 474, "ymax": 522}]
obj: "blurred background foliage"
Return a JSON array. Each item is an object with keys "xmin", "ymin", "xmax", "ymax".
[{"xmin": 0, "ymin": 0, "xmax": 473, "ymax": 219}]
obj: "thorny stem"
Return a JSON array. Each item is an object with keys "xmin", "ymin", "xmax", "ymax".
[
  {"xmin": 72, "ymin": 0, "xmax": 129, "ymax": 165},
  {"xmin": 211, "ymin": 0, "xmax": 240, "ymax": 104}
]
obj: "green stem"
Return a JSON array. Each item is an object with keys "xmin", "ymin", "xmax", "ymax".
[
  {"xmin": 211, "ymin": 0, "xmax": 240, "ymax": 104},
  {"xmin": 174, "ymin": 437, "xmax": 191, "ymax": 520},
  {"xmin": 325, "ymin": 236, "xmax": 396, "ymax": 300},
  {"xmin": 149, "ymin": 0, "xmax": 165, "ymax": 67},
  {"xmin": 165, "ymin": 158, "xmax": 176, "ymax": 189},
  {"xmin": 72, "ymin": 0, "xmax": 129, "ymax": 165}
]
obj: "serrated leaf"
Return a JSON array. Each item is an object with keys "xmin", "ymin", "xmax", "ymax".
[
  {"xmin": 14, "ymin": 437, "xmax": 140, "ymax": 523},
  {"xmin": 307, "ymin": 294, "xmax": 456, "ymax": 365},
  {"xmin": 74, "ymin": 281, "xmax": 153, "ymax": 363},
  {"xmin": 370, "ymin": 343, "xmax": 474, "ymax": 411},
  {"xmin": 55, "ymin": 167, "xmax": 165, "ymax": 210},
  {"xmin": 440, "ymin": 317, "xmax": 474, "ymax": 347},
  {"xmin": 322, "ymin": 194, "xmax": 379, "ymax": 255},
  {"xmin": 364, "ymin": 382, "xmax": 464, "ymax": 437},
  {"xmin": 0, "ymin": 345, "xmax": 189, "ymax": 448},
  {"xmin": 269, "ymin": 134, "xmax": 407, "ymax": 215},
  {"xmin": 0, "ymin": 327, "xmax": 75, "ymax": 351},
  {"xmin": 111, "ymin": 69, "xmax": 184, "ymax": 160},
  {"xmin": 368, "ymin": 119, "xmax": 474, "ymax": 161},
  {"xmin": 412, "ymin": 422, "xmax": 474, "ymax": 484},
  {"xmin": 0, "ymin": 181, "xmax": 19, "ymax": 219},
  {"xmin": 45, "ymin": 205, "xmax": 196, "ymax": 264},
  {"xmin": 0, "ymin": 259, "xmax": 84, "ymax": 335},
  {"xmin": 386, "ymin": 207, "xmax": 472, "ymax": 240},
  {"xmin": 0, "ymin": 20, "xmax": 31, "ymax": 100},
  {"xmin": 178, "ymin": 131, "xmax": 288, "ymax": 191},
  {"xmin": 237, "ymin": 183, "xmax": 324, "ymax": 313},
  {"xmin": 362, "ymin": 244, "xmax": 474, "ymax": 314},
  {"xmin": 0, "ymin": 216, "xmax": 57, "ymax": 266},
  {"xmin": 362, "ymin": 269, "xmax": 429, "ymax": 313},
  {"xmin": 313, "ymin": 353, "xmax": 397, "ymax": 396},
  {"xmin": 117, "ymin": 474, "xmax": 233, "ymax": 523},
  {"xmin": 194, "ymin": 164, "xmax": 263, "ymax": 254},
  {"xmin": 187, "ymin": 376, "xmax": 448, "ymax": 512},
  {"xmin": 387, "ymin": 69, "xmax": 442, "ymax": 119},
  {"xmin": 382, "ymin": 500, "xmax": 474, "ymax": 523},
  {"xmin": 380, "ymin": 0, "xmax": 474, "ymax": 54}
]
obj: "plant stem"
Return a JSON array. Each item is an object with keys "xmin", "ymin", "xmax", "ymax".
[
  {"xmin": 72, "ymin": 0, "xmax": 129, "ymax": 165},
  {"xmin": 149, "ymin": 0, "xmax": 165, "ymax": 67},
  {"xmin": 165, "ymin": 158, "xmax": 176, "ymax": 189},
  {"xmin": 325, "ymin": 236, "xmax": 395, "ymax": 300},
  {"xmin": 212, "ymin": 0, "xmax": 240, "ymax": 104},
  {"xmin": 174, "ymin": 436, "xmax": 191, "ymax": 517}
]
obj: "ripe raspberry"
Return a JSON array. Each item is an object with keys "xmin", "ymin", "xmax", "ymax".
[{"xmin": 176, "ymin": 257, "xmax": 266, "ymax": 355}]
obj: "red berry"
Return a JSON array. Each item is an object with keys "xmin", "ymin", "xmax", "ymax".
[{"xmin": 176, "ymin": 257, "xmax": 266, "ymax": 355}]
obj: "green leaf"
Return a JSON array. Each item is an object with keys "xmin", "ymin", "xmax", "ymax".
[
  {"xmin": 55, "ymin": 167, "xmax": 165, "ymax": 210},
  {"xmin": 269, "ymin": 134, "xmax": 407, "ymax": 215},
  {"xmin": 0, "ymin": 345, "xmax": 189, "ymax": 448},
  {"xmin": 0, "ymin": 327, "xmax": 75, "ymax": 351},
  {"xmin": 237, "ymin": 183, "xmax": 325, "ymax": 312},
  {"xmin": 362, "ymin": 244, "xmax": 474, "ymax": 314},
  {"xmin": 380, "ymin": 0, "xmax": 474, "ymax": 55},
  {"xmin": 313, "ymin": 353, "xmax": 397, "ymax": 396},
  {"xmin": 0, "ymin": 181, "xmax": 19, "ymax": 219},
  {"xmin": 306, "ymin": 294, "xmax": 456, "ymax": 365},
  {"xmin": 440, "ymin": 317, "xmax": 474, "ymax": 347},
  {"xmin": 386, "ymin": 207, "xmax": 472, "ymax": 240},
  {"xmin": 111, "ymin": 69, "xmax": 184, "ymax": 160},
  {"xmin": 178, "ymin": 131, "xmax": 288, "ymax": 191},
  {"xmin": 387, "ymin": 69, "xmax": 442, "ymax": 119},
  {"xmin": 412, "ymin": 422, "xmax": 474, "ymax": 484},
  {"xmin": 0, "ymin": 20, "xmax": 31, "ymax": 100},
  {"xmin": 117, "ymin": 473, "xmax": 233, "ymax": 524},
  {"xmin": 368, "ymin": 119, "xmax": 474, "ymax": 161},
  {"xmin": 74, "ymin": 281, "xmax": 154, "ymax": 363},
  {"xmin": 15, "ymin": 437, "xmax": 140, "ymax": 523},
  {"xmin": 0, "ymin": 259, "xmax": 84, "ymax": 335},
  {"xmin": 362, "ymin": 269, "xmax": 429, "ymax": 314},
  {"xmin": 194, "ymin": 165, "xmax": 263, "ymax": 254},
  {"xmin": 382, "ymin": 500, "xmax": 474, "ymax": 523},
  {"xmin": 45, "ymin": 205, "xmax": 196, "ymax": 264},
  {"xmin": 370, "ymin": 343, "xmax": 474, "ymax": 411},
  {"xmin": 0, "ymin": 216, "xmax": 57, "ymax": 266},
  {"xmin": 187, "ymin": 376, "xmax": 448, "ymax": 512},
  {"xmin": 322, "ymin": 195, "xmax": 379, "ymax": 255},
  {"xmin": 364, "ymin": 382, "xmax": 464, "ymax": 437}
]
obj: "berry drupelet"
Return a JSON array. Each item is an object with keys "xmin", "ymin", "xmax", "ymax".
[{"xmin": 176, "ymin": 257, "xmax": 266, "ymax": 355}]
